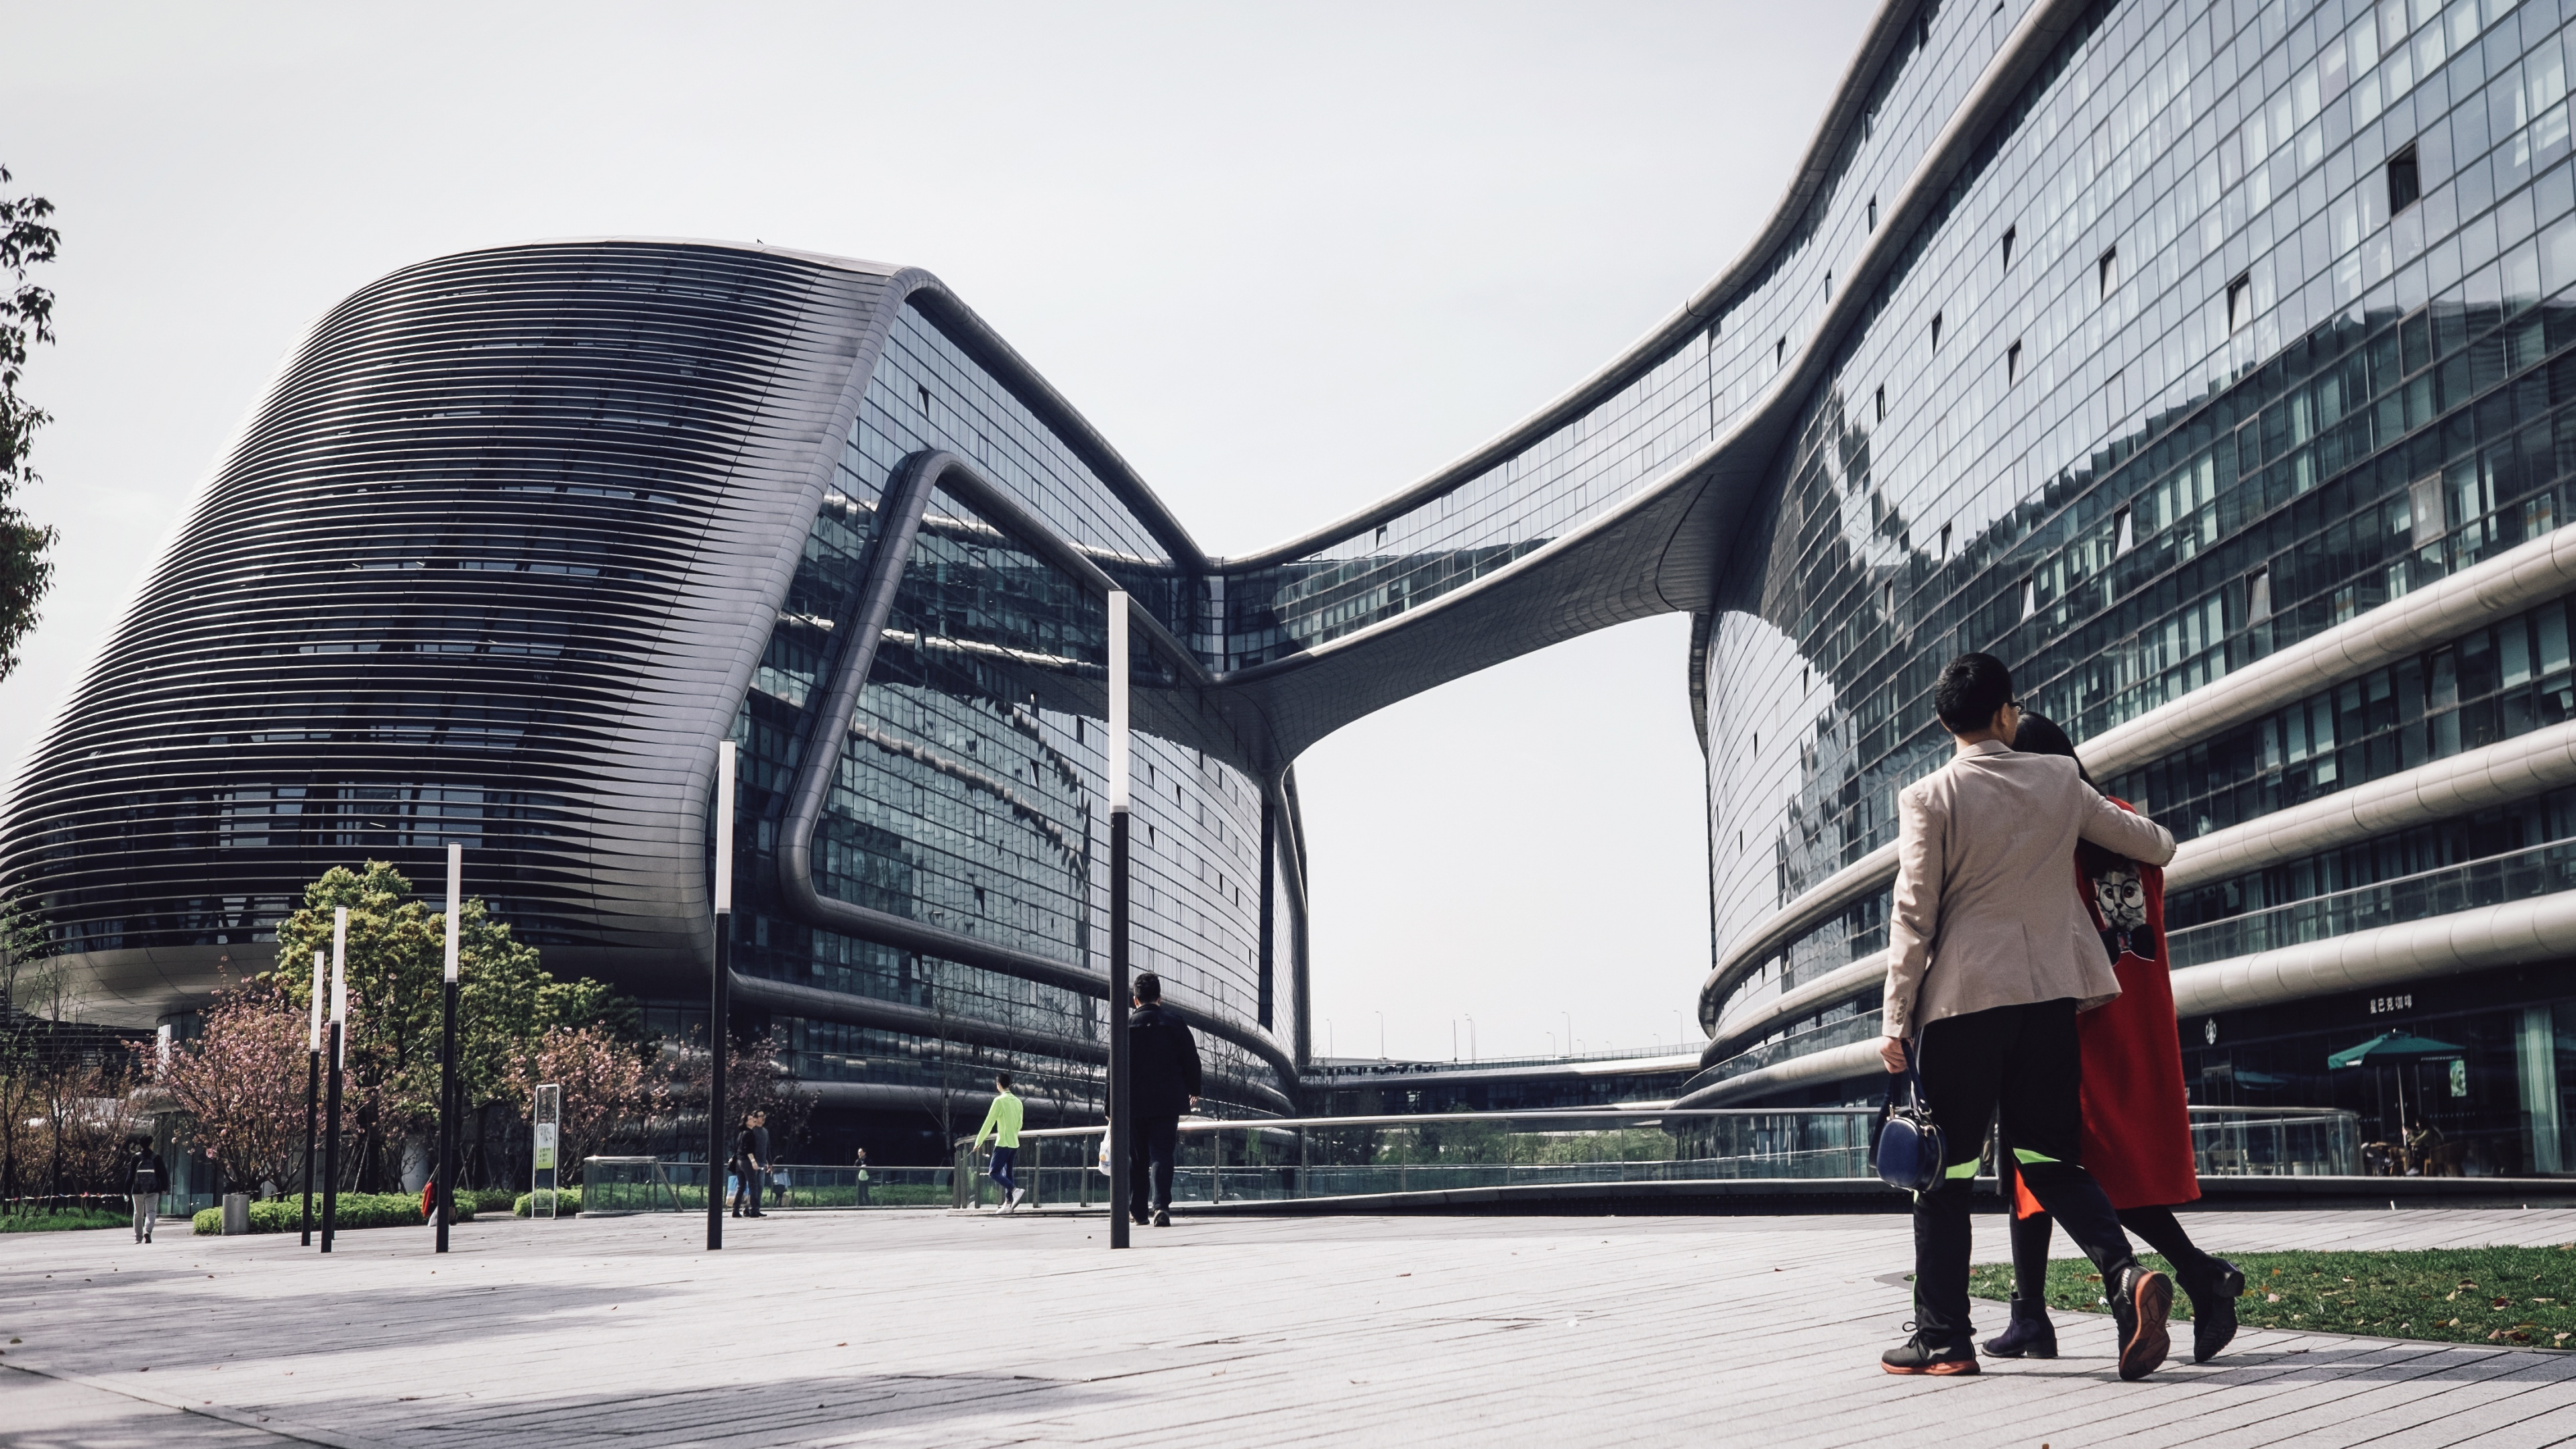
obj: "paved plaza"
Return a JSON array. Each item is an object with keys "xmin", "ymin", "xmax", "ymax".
[{"xmin": 6, "ymin": 1204, "xmax": 2576, "ymax": 1446}]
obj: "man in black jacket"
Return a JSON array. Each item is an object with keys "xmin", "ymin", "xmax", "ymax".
[
  {"xmin": 1126, "ymin": 972, "xmax": 1201, "ymax": 1228},
  {"xmin": 125, "ymin": 1138, "xmax": 166, "ymax": 1244},
  {"xmin": 732, "ymin": 1112, "xmax": 770, "ymax": 1218}
]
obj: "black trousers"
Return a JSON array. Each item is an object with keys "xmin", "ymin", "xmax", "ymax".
[
  {"xmin": 731, "ymin": 1163, "xmax": 761, "ymax": 1216},
  {"xmin": 1912, "ymin": 998, "xmax": 2137, "ymax": 1347},
  {"xmin": 1128, "ymin": 1114, "xmax": 1179, "ymax": 1215}
]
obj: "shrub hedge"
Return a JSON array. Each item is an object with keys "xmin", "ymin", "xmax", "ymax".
[
  {"xmin": 513, "ymin": 1189, "xmax": 581, "ymax": 1216},
  {"xmin": 1, "ymin": 1208, "xmax": 129, "ymax": 1233},
  {"xmin": 191, "ymin": 1193, "xmax": 476, "ymax": 1235}
]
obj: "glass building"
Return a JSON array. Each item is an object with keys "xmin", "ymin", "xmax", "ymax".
[
  {"xmin": 21, "ymin": 0, "xmax": 2576, "ymax": 1173},
  {"xmin": 1676, "ymin": 0, "xmax": 2576, "ymax": 1179}
]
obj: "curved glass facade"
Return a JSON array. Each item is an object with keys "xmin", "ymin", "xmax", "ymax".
[{"xmin": 1688, "ymin": 0, "xmax": 2576, "ymax": 1173}]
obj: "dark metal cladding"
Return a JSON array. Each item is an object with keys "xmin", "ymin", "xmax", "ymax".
[{"xmin": 5, "ymin": 241, "xmax": 892, "ymax": 1019}]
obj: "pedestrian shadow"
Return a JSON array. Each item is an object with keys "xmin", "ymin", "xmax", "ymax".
[{"xmin": 2180, "ymin": 1341, "xmax": 2576, "ymax": 1384}]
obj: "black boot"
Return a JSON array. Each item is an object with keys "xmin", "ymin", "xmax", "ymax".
[
  {"xmin": 1982, "ymin": 1297, "xmax": 2057, "ymax": 1359},
  {"xmin": 2187, "ymin": 1258, "xmax": 2245, "ymax": 1363},
  {"xmin": 1881, "ymin": 1332, "xmax": 1979, "ymax": 1376},
  {"xmin": 2107, "ymin": 1265, "xmax": 2173, "ymax": 1381}
]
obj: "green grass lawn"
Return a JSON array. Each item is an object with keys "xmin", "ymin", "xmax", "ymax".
[
  {"xmin": 1972, "ymin": 1246, "xmax": 2576, "ymax": 1350},
  {"xmin": 0, "ymin": 1208, "xmax": 128, "ymax": 1233}
]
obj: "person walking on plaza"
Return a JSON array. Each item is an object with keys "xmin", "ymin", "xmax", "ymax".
[
  {"xmin": 124, "ymin": 1138, "xmax": 166, "ymax": 1244},
  {"xmin": 854, "ymin": 1148, "xmax": 872, "ymax": 1206},
  {"xmin": 1876, "ymin": 653, "xmax": 2180, "ymax": 1380},
  {"xmin": 975, "ymin": 1072, "xmax": 1026, "ymax": 1212},
  {"xmin": 1126, "ymin": 972, "xmax": 1201, "ymax": 1228},
  {"xmin": 731, "ymin": 1111, "xmax": 770, "ymax": 1218},
  {"xmin": 1983, "ymin": 712, "xmax": 2246, "ymax": 1366}
]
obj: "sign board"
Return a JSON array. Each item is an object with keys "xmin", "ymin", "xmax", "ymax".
[{"xmin": 532, "ymin": 1083, "xmax": 561, "ymax": 1219}]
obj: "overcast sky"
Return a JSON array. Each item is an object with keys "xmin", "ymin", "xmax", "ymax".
[{"xmin": 1, "ymin": 1, "xmax": 1874, "ymax": 1063}]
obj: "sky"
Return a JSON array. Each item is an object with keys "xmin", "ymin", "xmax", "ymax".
[{"xmin": 0, "ymin": 1, "xmax": 1874, "ymax": 1063}]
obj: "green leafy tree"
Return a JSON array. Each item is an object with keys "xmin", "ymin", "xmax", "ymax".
[
  {"xmin": 0, "ymin": 165, "xmax": 59, "ymax": 677},
  {"xmin": 262, "ymin": 861, "xmax": 629, "ymax": 1189}
]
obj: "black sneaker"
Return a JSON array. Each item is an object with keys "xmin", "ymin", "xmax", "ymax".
[
  {"xmin": 1881, "ymin": 1334, "xmax": 1979, "ymax": 1375},
  {"xmin": 2189, "ymin": 1258, "xmax": 2245, "ymax": 1364},
  {"xmin": 1152, "ymin": 1207, "xmax": 1171, "ymax": 1227},
  {"xmin": 2107, "ymin": 1266, "xmax": 2173, "ymax": 1381},
  {"xmin": 1981, "ymin": 1306, "xmax": 2057, "ymax": 1360}
]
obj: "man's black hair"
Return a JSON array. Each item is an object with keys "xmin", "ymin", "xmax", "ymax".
[
  {"xmin": 1933, "ymin": 653, "xmax": 2014, "ymax": 735},
  {"xmin": 995, "ymin": 1071, "xmax": 1014, "ymax": 1091},
  {"xmin": 1134, "ymin": 971, "xmax": 1162, "ymax": 1002}
]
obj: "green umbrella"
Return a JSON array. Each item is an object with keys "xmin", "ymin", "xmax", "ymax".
[
  {"xmin": 2326, "ymin": 1030, "xmax": 2465, "ymax": 1069},
  {"xmin": 2328, "ymin": 1030, "xmax": 2466, "ymax": 1144}
]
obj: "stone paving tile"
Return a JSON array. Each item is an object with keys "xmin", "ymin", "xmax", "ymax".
[{"xmin": 2, "ymin": 1208, "xmax": 2574, "ymax": 1446}]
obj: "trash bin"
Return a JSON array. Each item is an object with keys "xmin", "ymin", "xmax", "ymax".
[{"xmin": 221, "ymin": 1192, "xmax": 249, "ymax": 1236}]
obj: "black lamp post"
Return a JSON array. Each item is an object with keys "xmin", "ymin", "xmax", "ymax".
[
  {"xmin": 321, "ymin": 906, "xmax": 347, "ymax": 1252},
  {"xmin": 1106, "ymin": 591, "xmax": 1131, "ymax": 1252},
  {"xmin": 706, "ymin": 740, "xmax": 735, "ymax": 1251},
  {"xmin": 435, "ymin": 842, "xmax": 461, "ymax": 1254},
  {"xmin": 300, "ymin": 949, "xmax": 321, "ymax": 1247}
]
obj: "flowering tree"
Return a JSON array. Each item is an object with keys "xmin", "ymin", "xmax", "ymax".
[
  {"xmin": 511, "ymin": 1025, "xmax": 653, "ymax": 1183},
  {"xmin": 148, "ymin": 985, "xmax": 317, "ymax": 1193},
  {"xmin": 262, "ymin": 861, "xmax": 631, "ymax": 1190}
]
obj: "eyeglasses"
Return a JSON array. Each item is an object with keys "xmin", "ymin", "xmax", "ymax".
[{"xmin": 2005, "ymin": 698, "xmax": 2025, "ymax": 711}]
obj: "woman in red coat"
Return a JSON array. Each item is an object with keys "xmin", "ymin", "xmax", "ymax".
[{"xmin": 1986, "ymin": 714, "xmax": 2245, "ymax": 1364}]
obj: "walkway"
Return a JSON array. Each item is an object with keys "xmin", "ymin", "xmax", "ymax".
[{"xmin": 5, "ymin": 1206, "xmax": 2576, "ymax": 1446}]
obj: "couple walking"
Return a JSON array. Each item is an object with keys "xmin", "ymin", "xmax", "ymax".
[{"xmin": 1878, "ymin": 653, "xmax": 2242, "ymax": 1379}]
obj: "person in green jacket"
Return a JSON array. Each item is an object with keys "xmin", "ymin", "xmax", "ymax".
[{"xmin": 973, "ymin": 1073, "xmax": 1025, "ymax": 1212}]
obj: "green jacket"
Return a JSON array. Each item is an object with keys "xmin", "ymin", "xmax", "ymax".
[{"xmin": 973, "ymin": 1091, "xmax": 1023, "ymax": 1149}]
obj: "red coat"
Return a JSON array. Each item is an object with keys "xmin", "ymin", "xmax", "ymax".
[{"xmin": 2013, "ymin": 796, "xmax": 2199, "ymax": 1215}]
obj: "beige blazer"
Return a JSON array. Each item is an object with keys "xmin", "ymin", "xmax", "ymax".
[{"xmin": 1880, "ymin": 739, "xmax": 2178, "ymax": 1038}]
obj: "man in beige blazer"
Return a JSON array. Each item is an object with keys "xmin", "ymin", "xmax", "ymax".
[{"xmin": 1876, "ymin": 653, "xmax": 2180, "ymax": 1381}]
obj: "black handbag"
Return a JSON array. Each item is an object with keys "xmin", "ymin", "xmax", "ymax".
[{"xmin": 1873, "ymin": 1042, "xmax": 1945, "ymax": 1193}]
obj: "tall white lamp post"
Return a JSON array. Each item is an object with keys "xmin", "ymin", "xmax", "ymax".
[
  {"xmin": 435, "ymin": 843, "xmax": 462, "ymax": 1253},
  {"xmin": 321, "ymin": 907, "xmax": 347, "ymax": 1252},
  {"xmin": 1106, "ymin": 591, "xmax": 1132, "ymax": 1251},
  {"xmin": 706, "ymin": 740, "xmax": 736, "ymax": 1250}
]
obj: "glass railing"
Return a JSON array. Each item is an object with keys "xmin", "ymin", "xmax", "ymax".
[
  {"xmin": 577, "ymin": 1158, "xmax": 956, "ymax": 1215},
  {"xmin": 953, "ymin": 1105, "xmax": 2362, "ymax": 1208},
  {"xmin": 2168, "ymin": 839, "xmax": 2576, "ymax": 969},
  {"xmin": 572, "ymin": 1106, "xmax": 2359, "ymax": 1216}
]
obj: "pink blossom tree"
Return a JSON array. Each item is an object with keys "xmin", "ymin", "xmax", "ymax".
[{"xmin": 148, "ymin": 985, "xmax": 324, "ymax": 1193}]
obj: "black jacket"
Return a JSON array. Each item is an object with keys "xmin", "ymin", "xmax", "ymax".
[
  {"xmin": 125, "ymin": 1150, "xmax": 166, "ymax": 1195},
  {"xmin": 735, "ymin": 1125, "xmax": 769, "ymax": 1170},
  {"xmin": 1128, "ymin": 1003, "xmax": 1202, "ymax": 1118}
]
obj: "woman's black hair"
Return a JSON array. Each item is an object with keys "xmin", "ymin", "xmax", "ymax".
[
  {"xmin": 2016, "ymin": 710, "xmax": 2121, "ymax": 875},
  {"xmin": 2011, "ymin": 710, "xmax": 2097, "ymax": 789}
]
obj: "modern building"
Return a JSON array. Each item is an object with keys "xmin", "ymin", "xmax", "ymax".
[
  {"xmin": 15, "ymin": 0, "xmax": 2576, "ymax": 1171},
  {"xmin": 1677, "ymin": 0, "xmax": 2576, "ymax": 1181}
]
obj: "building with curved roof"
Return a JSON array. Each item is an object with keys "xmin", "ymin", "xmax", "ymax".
[{"xmin": 15, "ymin": 0, "xmax": 2576, "ymax": 1168}]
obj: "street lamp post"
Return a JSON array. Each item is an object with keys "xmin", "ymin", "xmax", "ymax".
[
  {"xmin": 706, "ymin": 741, "xmax": 735, "ymax": 1252},
  {"xmin": 1106, "ymin": 591, "xmax": 1132, "ymax": 1252},
  {"xmin": 435, "ymin": 843, "xmax": 461, "ymax": 1254},
  {"xmin": 321, "ymin": 907, "xmax": 347, "ymax": 1252},
  {"xmin": 300, "ymin": 949, "xmax": 321, "ymax": 1247},
  {"xmin": 1464, "ymin": 1014, "xmax": 1476, "ymax": 1062}
]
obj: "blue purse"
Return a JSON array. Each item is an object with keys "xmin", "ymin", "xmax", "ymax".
[{"xmin": 1873, "ymin": 1042, "xmax": 1945, "ymax": 1193}]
